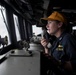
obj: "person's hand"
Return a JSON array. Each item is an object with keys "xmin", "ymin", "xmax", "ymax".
[
  {"xmin": 40, "ymin": 38, "xmax": 48, "ymax": 48},
  {"xmin": 41, "ymin": 38, "xmax": 51, "ymax": 54}
]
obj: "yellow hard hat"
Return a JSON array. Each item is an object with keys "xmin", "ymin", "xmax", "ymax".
[{"xmin": 41, "ymin": 11, "xmax": 67, "ymax": 24}]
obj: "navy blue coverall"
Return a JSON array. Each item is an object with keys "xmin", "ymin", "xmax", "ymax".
[
  {"xmin": 49, "ymin": 31, "xmax": 76, "ymax": 75},
  {"xmin": 41, "ymin": 32, "xmax": 76, "ymax": 75}
]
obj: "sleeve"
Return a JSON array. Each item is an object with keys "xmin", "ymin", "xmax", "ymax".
[{"xmin": 64, "ymin": 35, "xmax": 76, "ymax": 70}]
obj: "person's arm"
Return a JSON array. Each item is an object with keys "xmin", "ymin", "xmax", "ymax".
[
  {"xmin": 44, "ymin": 47, "xmax": 49, "ymax": 54},
  {"xmin": 44, "ymin": 55, "xmax": 73, "ymax": 75},
  {"xmin": 63, "ymin": 61, "xmax": 73, "ymax": 71}
]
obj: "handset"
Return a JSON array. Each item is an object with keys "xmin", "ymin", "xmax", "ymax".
[
  {"xmin": 41, "ymin": 29, "xmax": 48, "ymax": 40},
  {"xmin": 41, "ymin": 30, "xmax": 45, "ymax": 39},
  {"xmin": 41, "ymin": 28, "xmax": 51, "ymax": 48}
]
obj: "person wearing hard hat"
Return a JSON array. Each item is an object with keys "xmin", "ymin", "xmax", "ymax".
[{"xmin": 40, "ymin": 11, "xmax": 76, "ymax": 75}]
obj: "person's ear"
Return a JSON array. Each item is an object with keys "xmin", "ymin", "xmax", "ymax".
[{"xmin": 58, "ymin": 22, "xmax": 63, "ymax": 28}]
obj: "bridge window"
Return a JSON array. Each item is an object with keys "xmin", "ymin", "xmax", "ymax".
[
  {"xmin": 13, "ymin": 14, "xmax": 21, "ymax": 41},
  {"xmin": 0, "ymin": 5, "xmax": 11, "ymax": 48},
  {"xmin": 32, "ymin": 25, "xmax": 42, "ymax": 36}
]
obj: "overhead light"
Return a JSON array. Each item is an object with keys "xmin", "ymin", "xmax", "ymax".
[
  {"xmin": 69, "ymin": 22, "xmax": 73, "ymax": 24},
  {"xmin": 53, "ymin": 7, "xmax": 61, "ymax": 9},
  {"xmin": 72, "ymin": 26, "xmax": 76, "ymax": 30},
  {"xmin": 62, "ymin": 9, "xmax": 76, "ymax": 13}
]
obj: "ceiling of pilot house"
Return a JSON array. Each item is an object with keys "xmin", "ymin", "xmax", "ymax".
[
  {"xmin": 0, "ymin": 0, "xmax": 76, "ymax": 26},
  {"xmin": 0, "ymin": 0, "xmax": 50, "ymax": 25}
]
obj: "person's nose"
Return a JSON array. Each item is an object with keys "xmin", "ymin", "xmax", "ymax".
[{"xmin": 46, "ymin": 24, "xmax": 49, "ymax": 29}]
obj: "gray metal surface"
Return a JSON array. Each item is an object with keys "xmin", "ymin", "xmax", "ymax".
[
  {"xmin": 28, "ymin": 43, "xmax": 43, "ymax": 51},
  {"xmin": 0, "ymin": 50, "xmax": 40, "ymax": 75}
]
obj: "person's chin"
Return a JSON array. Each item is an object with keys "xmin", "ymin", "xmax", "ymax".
[
  {"xmin": 49, "ymin": 32, "xmax": 53, "ymax": 35},
  {"xmin": 49, "ymin": 32, "xmax": 54, "ymax": 35},
  {"xmin": 47, "ymin": 30, "xmax": 51, "ymax": 34},
  {"xmin": 47, "ymin": 30, "xmax": 54, "ymax": 35}
]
